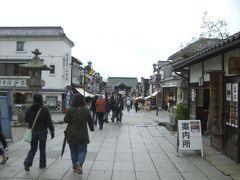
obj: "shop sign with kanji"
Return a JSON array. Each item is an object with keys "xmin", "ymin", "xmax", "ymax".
[{"xmin": 178, "ymin": 120, "xmax": 203, "ymax": 157}]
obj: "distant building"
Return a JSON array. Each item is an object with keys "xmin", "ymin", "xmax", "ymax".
[{"xmin": 107, "ymin": 77, "xmax": 138, "ymax": 96}]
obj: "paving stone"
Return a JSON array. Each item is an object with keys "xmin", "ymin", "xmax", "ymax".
[
  {"xmin": 2, "ymin": 110, "xmax": 239, "ymax": 180},
  {"xmin": 87, "ymin": 170, "xmax": 112, "ymax": 180},
  {"xmin": 0, "ymin": 165, "xmax": 23, "ymax": 178},
  {"xmin": 134, "ymin": 162, "xmax": 156, "ymax": 172},
  {"xmin": 158, "ymin": 171, "xmax": 184, "ymax": 180},
  {"xmin": 112, "ymin": 171, "xmax": 136, "ymax": 180},
  {"xmin": 38, "ymin": 167, "xmax": 68, "ymax": 179},
  {"xmin": 62, "ymin": 169, "xmax": 89, "ymax": 180},
  {"xmin": 133, "ymin": 152, "xmax": 152, "ymax": 162},
  {"xmin": 113, "ymin": 161, "xmax": 134, "ymax": 171},
  {"xmin": 91, "ymin": 161, "xmax": 114, "ymax": 171},
  {"xmin": 181, "ymin": 171, "xmax": 209, "ymax": 180},
  {"xmin": 136, "ymin": 171, "xmax": 160, "ymax": 180},
  {"xmin": 96, "ymin": 152, "xmax": 115, "ymax": 161}
]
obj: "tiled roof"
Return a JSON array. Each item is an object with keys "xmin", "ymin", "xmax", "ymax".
[
  {"xmin": 172, "ymin": 31, "xmax": 240, "ymax": 70},
  {"xmin": 0, "ymin": 26, "xmax": 74, "ymax": 46},
  {"xmin": 107, "ymin": 77, "xmax": 138, "ymax": 86}
]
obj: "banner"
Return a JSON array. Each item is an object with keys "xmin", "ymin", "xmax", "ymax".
[{"xmin": 0, "ymin": 96, "xmax": 12, "ymax": 139}]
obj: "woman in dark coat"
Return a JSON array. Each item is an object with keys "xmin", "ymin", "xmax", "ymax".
[
  {"xmin": 64, "ymin": 94, "xmax": 94, "ymax": 174},
  {"xmin": 24, "ymin": 94, "xmax": 55, "ymax": 172}
]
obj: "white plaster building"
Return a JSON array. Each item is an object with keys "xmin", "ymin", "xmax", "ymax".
[{"xmin": 0, "ymin": 26, "xmax": 74, "ymax": 112}]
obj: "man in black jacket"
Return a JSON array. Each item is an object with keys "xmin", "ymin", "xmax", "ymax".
[{"xmin": 23, "ymin": 94, "xmax": 55, "ymax": 172}]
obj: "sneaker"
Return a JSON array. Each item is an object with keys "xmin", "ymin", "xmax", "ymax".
[
  {"xmin": 24, "ymin": 161, "xmax": 30, "ymax": 172},
  {"xmin": 75, "ymin": 162, "xmax": 82, "ymax": 175}
]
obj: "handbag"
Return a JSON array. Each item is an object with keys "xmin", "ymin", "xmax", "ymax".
[{"xmin": 24, "ymin": 107, "xmax": 42, "ymax": 143}]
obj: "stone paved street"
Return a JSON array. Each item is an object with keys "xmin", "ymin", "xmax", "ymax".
[{"xmin": 0, "ymin": 109, "xmax": 238, "ymax": 180}]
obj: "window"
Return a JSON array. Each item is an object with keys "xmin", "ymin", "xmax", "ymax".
[
  {"xmin": 46, "ymin": 96, "xmax": 57, "ymax": 106},
  {"xmin": 50, "ymin": 65, "xmax": 55, "ymax": 74},
  {"xmin": 16, "ymin": 41, "xmax": 25, "ymax": 51},
  {"xmin": 0, "ymin": 64, "xmax": 28, "ymax": 76}
]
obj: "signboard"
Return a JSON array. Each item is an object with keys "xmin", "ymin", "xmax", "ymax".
[
  {"xmin": 228, "ymin": 57, "xmax": 240, "ymax": 74},
  {"xmin": 226, "ymin": 83, "xmax": 232, "ymax": 101},
  {"xmin": 178, "ymin": 120, "xmax": 203, "ymax": 157},
  {"xmin": 0, "ymin": 78, "xmax": 27, "ymax": 87},
  {"xmin": 232, "ymin": 83, "xmax": 238, "ymax": 102},
  {"xmin": 0, "ymin": 96, "xmax": 12, "ymax": 139},
  {"xmin": 64, "ymin": 54, "xmax": 70, "ymax": 83}
]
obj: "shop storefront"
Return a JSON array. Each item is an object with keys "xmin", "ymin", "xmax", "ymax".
[{"xmin": 172, "ymin": 31, "xmax": 240, "ymax": 162}]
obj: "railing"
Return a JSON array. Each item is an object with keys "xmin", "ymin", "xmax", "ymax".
[{"xmin": 12, "ymin": 101, "xmax": 63, "ymax": 115}]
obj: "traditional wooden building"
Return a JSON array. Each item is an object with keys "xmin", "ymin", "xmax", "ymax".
[{"xmin": 171, "ymin": 31, "xmax": 240, "ymax": 162}]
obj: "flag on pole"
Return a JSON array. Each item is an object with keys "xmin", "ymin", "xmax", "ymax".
[{"xmin": 88, "ymin": 68, "xmax": 96, "ymax": 76}]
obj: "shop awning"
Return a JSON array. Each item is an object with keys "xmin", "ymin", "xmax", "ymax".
[
  {"xmin": 75, "ymin": 88, "xmax": 95, "ymax": 98},
  {"xmin": 145, "ymin": 91, "xmax": 158, "ymax": 100},
  {"xmin": 135, "ymin": 96, "xmax": 144, "ymax": 100}
]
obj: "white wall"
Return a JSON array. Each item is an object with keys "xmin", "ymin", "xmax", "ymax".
[
  {"xmin": 0, "ymin": 39, "xmax": 72, "ymax": 89},
  {"xmin": 190, "ymin": 63, "xmax": 202, "ymax": 83},
  {"xmin": 203, "ymin": 55, "xmax": 222, "ymax": 81}
]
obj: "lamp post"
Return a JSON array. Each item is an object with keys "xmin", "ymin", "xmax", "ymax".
[{"xmin": 153, "ymin": 62, "xmax": 161, "ymax": 116}]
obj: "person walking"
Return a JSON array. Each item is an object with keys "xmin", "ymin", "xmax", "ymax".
[
  {"xmin": 64, "ymin": 94, "xmax": 94, "ymax": 174},
  {"xmin": 96, "ymin": 95, "xmax": 106, "ymax": 130},
  {"xmin": 134, "ymin": 100, "xmax": 139, "ymax": 113},
  {"xmin": 110, "ymin": 92, "xmax": 117, "ymax": 122},
  {"xmin": 126, "ymin": 98, "xmax": 131, "ymax": 112},
  {"xmin": 90, "ymin": 95, "xmax": 98, "ymax": 125},
  {"xmin": 116, "ymin": 94, "xmax": 124, "ymax": 122},
  {"xmin": 104, "ymin": 93, "xmax": 110, "ymax": 123},
  {"xmin": 23, "ymin": 94, "xmax": 55, "ymax": 172}
]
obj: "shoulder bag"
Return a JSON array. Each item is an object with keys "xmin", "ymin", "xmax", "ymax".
[{"xmin": 24, "ymin": 107, "xmax": 42, "ymax": 143}]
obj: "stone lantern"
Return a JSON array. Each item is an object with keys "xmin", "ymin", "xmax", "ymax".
[
  {"xmin": 18, "ymin": 49, "xmax": 50, "ymax": 123},
  {"xmin": 20, "ymin": 49, "xmax": 50, "ymax": 95}
]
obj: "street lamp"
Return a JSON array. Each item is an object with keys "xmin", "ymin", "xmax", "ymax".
[{"xmin": 153, "ymin": 63, "xmax": 161, "ymax": 116}]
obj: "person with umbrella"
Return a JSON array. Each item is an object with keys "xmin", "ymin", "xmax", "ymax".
[{"xmin": 64, "ymin": 94, "xmax": 94, "ymax": 175}]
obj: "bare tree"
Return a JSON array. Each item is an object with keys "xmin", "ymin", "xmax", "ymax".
[{"xmin": 200, "ymin": 11, "xmax": 229, "ymax": 39}]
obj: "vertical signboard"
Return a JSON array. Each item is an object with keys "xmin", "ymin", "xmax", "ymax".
[
  {"xmin": 64, "ymin": 53, "xmax": 71, "ymax": 85},
  {"xmin": 178, "ymin": 120, "xmax": 203, "ymax": 157},
  {"xmin": 63, "ymin": 86, "xmax": 73, "ymax": 112},
  {"xmin": 0, "ymin": 96, "xmax": 12, "ymax": 139}
]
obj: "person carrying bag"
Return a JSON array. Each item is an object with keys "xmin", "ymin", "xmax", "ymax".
[
  {"xmin": 23, "ymin": 94, "xmax": 55, "ymax": 172},
  {"xmin": 24, "ymin": 107, "xmax": 42, "ymax": 143}
]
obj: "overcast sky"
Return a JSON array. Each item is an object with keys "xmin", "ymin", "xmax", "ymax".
[{"xmin": 1, "ymin": 0, "xmax": 240, "ymax": 80}]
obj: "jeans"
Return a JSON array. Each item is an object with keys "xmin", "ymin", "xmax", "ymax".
[
  {"xmin": 25, "ymin": 130, "xmax": 47, "ymax": 168},
  {"xmin": 69, "ymin": 144, "xmax": 87, "ymax": 167}
]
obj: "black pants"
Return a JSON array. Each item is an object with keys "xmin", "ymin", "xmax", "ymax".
[
  {"xmin": 0, "ymin": 133, "xmax": 7, "ymax": 149},
  {"xmin": 96, "ymin": 112, "xmax": 105, "ymax": 129}
]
